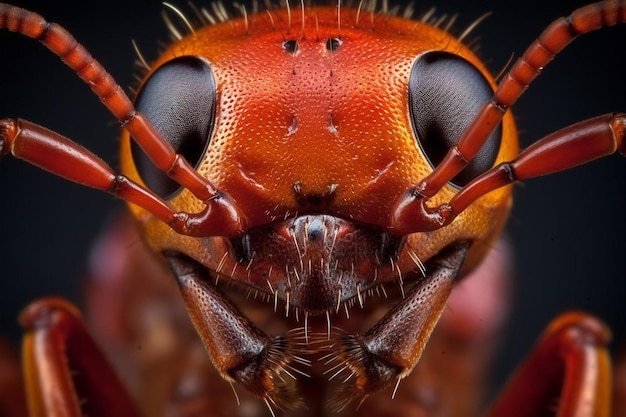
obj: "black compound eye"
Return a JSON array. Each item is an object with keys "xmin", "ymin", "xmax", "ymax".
[
  {"xmin": 408, "ymin": 51, "xmax": 501, "ymax": 187},
  {"xmin": 131, "ymin": 56, "xmax": 216, "ymax": 198}
]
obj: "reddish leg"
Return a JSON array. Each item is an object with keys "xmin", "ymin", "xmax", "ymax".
[
  {"xmin": 0, "ymin": 4, "xmax": 244, "ymax": 237},
  {"xmin": 486, "ymin": 312, "xmax": 612, "ymax": 417},
  {"xmin": 392, "ymin": 112, "xmax": 626, "ymax": 234},
  {"xmin": 19, "ymin": 298, "xmax": 141, "ymax": 417},
  {"xmin": 418, "ymin": 0, "xmax": 626, "ymax": 197},
  {"xmin": 391, "ymin": 0, "xmax": 626, "ymax": 234}
]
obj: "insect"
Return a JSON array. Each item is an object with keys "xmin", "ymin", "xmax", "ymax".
[{"xmin": 0, "ymin": 0, "xmax": 620, "ymax": 414}]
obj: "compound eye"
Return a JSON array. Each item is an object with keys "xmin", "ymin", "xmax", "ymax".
[
  {"xmin": 131, "ymin": 56, "xmax": 216, "ymax": 198},
  {"xmin": 409, "ymin": 51, "xmax": 501, "ymax": 187}
]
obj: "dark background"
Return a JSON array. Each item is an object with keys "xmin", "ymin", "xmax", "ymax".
[{"xmin": 0, "ymin": 0, "xmax": 624, "ymax": 400}]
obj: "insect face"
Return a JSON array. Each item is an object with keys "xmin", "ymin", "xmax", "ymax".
[
  {"xmin": 123, "ymin": 4, "xmax": 515, "ymax": 304},
  {"xmin": 112, "ymin": 8, "xmax": 523, "ymax": 407}
]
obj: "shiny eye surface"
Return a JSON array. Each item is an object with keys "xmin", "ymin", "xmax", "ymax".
[
  {"xmin": 409, "ymin": 51, "xmax": 502, "ymax": 187},
  {"xmin": 131, "ymin": 56, "xmax": 216, "ymax": 198}
]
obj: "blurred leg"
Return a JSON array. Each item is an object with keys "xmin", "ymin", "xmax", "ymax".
[{"xmin": 486, "ymin": 312, "xmax": 611, "ymax": 417}]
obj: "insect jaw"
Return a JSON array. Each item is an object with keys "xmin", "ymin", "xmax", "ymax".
[
  {"xmin": 164, "ymin": 210, "xmax": 471, "ymax": 409},
  {"xmin": 167, "ymin": 253, "xmax": 307, "ymax": 411},
  {"xmin": 322, "ymin": 241, "xmax": 471, "ymax": 407}
]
